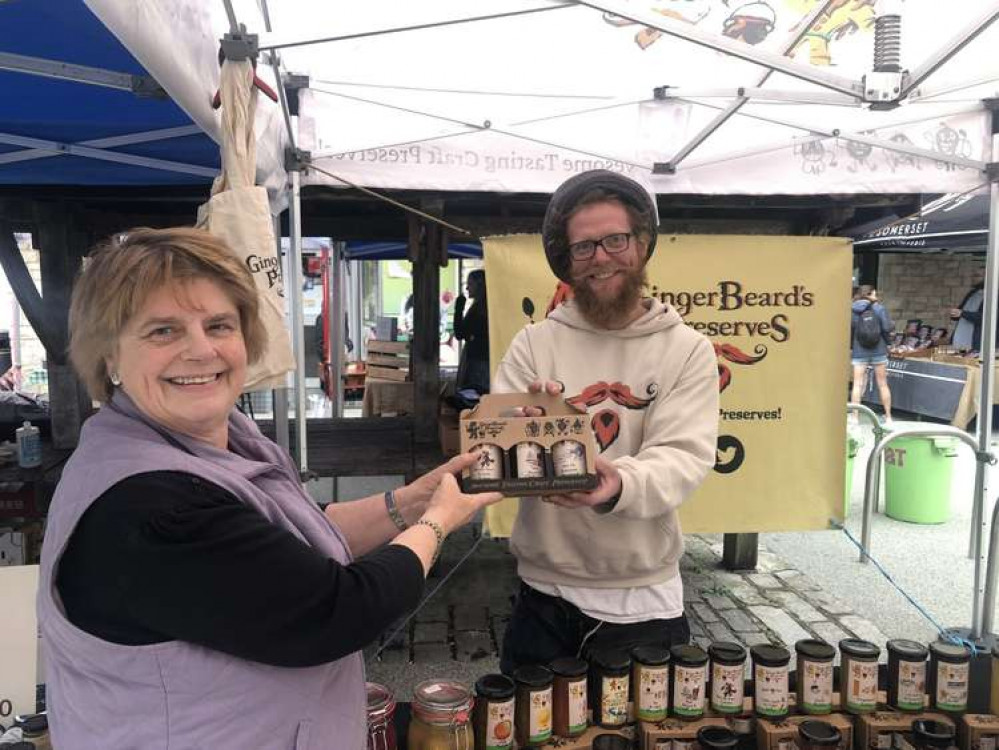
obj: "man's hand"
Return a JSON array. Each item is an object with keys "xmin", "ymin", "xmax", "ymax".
[
  {"xmin": 541, "ymin": 456, "xmax": 622, "ymax": 510},
  {"xmin": 949, "ymin": 307, "xmax": 962, "ymax": 320},
  {"xmin": 510, "ymin": 380, "xmax": 565, "ymax": 417}
]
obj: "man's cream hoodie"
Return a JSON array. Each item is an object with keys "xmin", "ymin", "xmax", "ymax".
[{"xmin": 493, "ymin": 298, "xmax": 719, "ymax": 589}]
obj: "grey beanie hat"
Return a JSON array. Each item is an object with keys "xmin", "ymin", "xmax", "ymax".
[{"xmin": 542, "ymin": 169, "xmax": 658, "ymax": 282}]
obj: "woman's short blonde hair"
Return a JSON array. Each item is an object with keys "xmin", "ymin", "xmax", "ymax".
[{"xmin": 69, "ymin": 227, "xmax": 267, "ymax": 402}]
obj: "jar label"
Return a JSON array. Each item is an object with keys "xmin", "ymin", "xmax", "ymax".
[
  {"xmin": 515, "ymin": 442, "xmax": 545, "ymax": 478},
  {"xmin": 568, "ymin": 679, "xmax": 587, "ymax": 734},
  {"xmin": 754, "ymin": 663, "xmax": 789, "ymax": 716},
  {"xmin": 896, "ymin": 661, "xmax": 926, "ymax": 710},
  {"xmin": 936, "ymin": 661, "xmax": 969, "ymax": 711},
  {"xmin": 529, "ymin": 687, "xmax": 552, "ymax": 744},
  {"xmin": 845, "ymin": 660, "xmax": 878, "ymax": 710},
  {"xmin": 637, "ymin": 666, "xmax": 669, "ymax": 720},
  {"xmin": 484, "ymin": 698, "xmax": 515, "ymax": 749},
  {"xmin": 801, "ymin": 661, "xmax": 833, "ymax": 712},
  {"xmin": 673, "ymin": 665, "xmax": 706, "ymax": 716},
  {"xmin": 601, "ymin": 675, "xmax": 629, "ymax": 726},
  {"xmin": 710, "ymin": 662, "xmax": 744, "ymax": 713},
  {"xmin": 552, "ymin": 440, "xmax": 586, "ymax": 476},
  {"xmin": 470, "ymin": 444, "xmax": 503, "ymax": 480}
]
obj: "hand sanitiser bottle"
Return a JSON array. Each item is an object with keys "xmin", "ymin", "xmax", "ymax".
[{"xmin": 16, "ymin": 420, "xmax": 41, "ymax": 468}]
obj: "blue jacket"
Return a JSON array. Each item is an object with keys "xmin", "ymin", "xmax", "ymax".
[{"xmin": 851, "ymin": 299, "xmax": 894, "ymax": 359}]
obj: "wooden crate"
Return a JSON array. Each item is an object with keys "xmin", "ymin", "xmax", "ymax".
[{"xmin": 366, "ymin": 340, "xmax": 410, "ymax": 381}]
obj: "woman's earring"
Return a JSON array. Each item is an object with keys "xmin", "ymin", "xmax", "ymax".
[{"xmin": 110, "ymin": 372, "xmax": 122, "ymax": 387}]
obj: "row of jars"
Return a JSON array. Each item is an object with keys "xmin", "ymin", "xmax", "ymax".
[
  {"xmin": 468, "ymin": 440, "xmax": 588, "ymax": 481},
  {"xmin": 366, "ymin": 637, "xmax": 972, "ymax": 750}
]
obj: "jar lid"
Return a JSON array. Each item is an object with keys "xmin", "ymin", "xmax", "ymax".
[
  {"xmin": 412, "ymin": 679, "xmax": 473, "ymax": 725},
  {"xmin": 591, "ymin": 648, "xmax": 631, "ymax": 673},
  {"xmin": 798, "ymin": 720, "xmax": 843, "ymax": 747},
  {"xmin": 550, "ymin": 657, "xmax": 588, "ymax": 677},
  {"xmin": 697, "ymin": 726, "xmax": 740, "ymax": 750},
  {"xmin": 929, "ymin": 641, "xmax": 971, "ymax": 662},
  {"xmin": 592, "ymin": 734, "xmax": 632, "ymax": 750},
  {"xmin": 366, "ymin": 682, "xmax": 396, "ymax": 722},
  {"xmin": 839, "ymin": 638, "xmax": 880, "ymax": 660},
  {"xmin": 513, "ymin": 664, "xmax": 554, "ymax": 688},
  {"xmin": 911, "ymin": 719, "xmax": 956, "ymax": 748},
  {"xmin": 631, "ymin": 645, "xmax": 671, "ymax": 667},
  {"xmin": 670, "ymin": 643, "xmax": 709, "ymax": 666},
  {"xmin": 475, "ymin": 673, "xmax": 516, "ymax": 700},
  {"xmin": 709, "ymin": 641, "xmax": 747, "ymax": 665},
  {"xmin": 795, "ymin": 639, "xmax": 836, "ymax": 661},
  {"xmin": 887, "ymin": 639, "xmax": 929, "ymax": 660},
  {"xmin": 750, "ymin": 644, "xmax": 791, "ymax": 666}
]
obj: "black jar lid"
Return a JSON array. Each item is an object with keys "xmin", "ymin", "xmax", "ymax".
[
  {"xmin": 698, "ymin": 726, "xmax": 740, "ymax": 750},
  {"xmin": 929, "ymin": 641, "xmax": 971, "ymax": 662},
  {"xmin": 550, "ymin": 657, "xmax": 588, "ymax": 678},
  {"xmin": 839, "ymin": 638, "xmax": 880, "ymax": 660},
  {"xmin": 799, "ymin": 721, "xmax": 843, "ymax": 747},
  {"xmin": 670, "ymin": 643, "xmax": 709, "ymax": 667},
  {"xmin": 475, "ymin": 673, "xmax": 516, "ymax": 700},
  {"xmin": 887, "ymin": 639, "xmax": 929, "ymax": 661},
  {"xmin": 911, "ymin": 719, "xmax": 956, "ymax": 748},
  {"xmin": 708, "ymin": 641, "xmax": 746, "ymax": 665},
  {"xmin": 795, "ymin": 639, "xmax": 835, "ymax": 661},
  {"xmin": 750, "ymin": 644, "xmax": 791, "ymax": 666},
  {"xmin": 513, "ymin": 665, "xmax": 554, "ymax": 688},
  {"xmin": 631, "ymin": 645, "xmax": 671, "ymax": 667},
  {"xmin": 592, "ymin": 734, "xmax": 632, "ymax": 750},
  {"xmin": 591, "ymin": 648, "xmax": 631, "ymax": 674}
]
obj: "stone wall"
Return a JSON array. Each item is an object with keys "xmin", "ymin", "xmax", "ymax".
[{"xmin": 876, "ymin": 253, "xmax": 985, "ymax": 334}]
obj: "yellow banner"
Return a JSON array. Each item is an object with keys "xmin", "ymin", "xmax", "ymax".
[{"xmin": 482, "ymin": 234, "xmax": 852, "ymax": 534}]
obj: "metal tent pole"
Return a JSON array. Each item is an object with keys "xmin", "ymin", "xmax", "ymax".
[
  {"xmin": 271, "ymin": 213, "xmax": 290, "ymax": 453},
  {"xmin": 286, "ymin": 130, "xmax": 309, "ymax": 473}
]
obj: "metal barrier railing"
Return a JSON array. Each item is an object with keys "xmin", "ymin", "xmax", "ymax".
[{"xmin": 982, "ymin": 495, "xmax": 999, "ymax": 634}]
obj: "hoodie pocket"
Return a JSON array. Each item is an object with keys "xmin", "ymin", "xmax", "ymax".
[{"xmin": 295, "ymin": 720, "xmax": 312, "ymax": 750}]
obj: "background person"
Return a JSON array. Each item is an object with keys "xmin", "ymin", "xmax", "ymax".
[
  {"xmin": 453, "ymin": 269, "xmax": 490, "ymax": 394},
  {"xmin": 38, "ymin": 227, "xmax": 502, "ymax": 750},
  {"xmin": 850, "ymin": 284, "xmax": 895, "ymax": 422}
]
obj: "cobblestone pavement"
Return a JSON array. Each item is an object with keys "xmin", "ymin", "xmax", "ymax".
[{"xmin": 364, "ymin": 529, "xmax": 890, "ymax": 699}]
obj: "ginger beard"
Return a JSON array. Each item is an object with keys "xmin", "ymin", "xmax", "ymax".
[{"xmin": 571, "ymin": 264, "xmax": 648, "ymax": 329}]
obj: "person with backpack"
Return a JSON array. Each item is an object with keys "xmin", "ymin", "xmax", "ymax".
[{"xmin": 850, "ymin": 285, "xmax": 895, "ymax": 422}]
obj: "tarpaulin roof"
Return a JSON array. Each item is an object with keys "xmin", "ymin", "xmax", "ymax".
[
  {"xmin": 851, "ymin": 191, "xmax": 989, "ymax": 252},
  {"xmin": 0, "ymin": 0, "xmax": 219, "ymax": 185}
]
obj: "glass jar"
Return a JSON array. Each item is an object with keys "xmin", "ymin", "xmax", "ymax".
[
  {"xmin": 514, "ymin": 665, "xmax": 554, "ymax": 747},
  {"xmin": 698, "ymin": 726, "xmax": 740, "ymax": 750},
  {"xmin": 928, "ymin": 641, "xmax": 971, "ymax": 715},
  {"xmin": 592, "ymin": 734, "xmax": 632, "ymax": 750},
  {"xmin": 669, "ymin": 644, "xmax": 709, "ymax": 719},
  {"xmin": 469, "ymin": 444, "xmax": 504, "ymax": 480},
  {"xmin": 839, "ymin": 638, "xmax": 880, "ymax": 714},
  {"xmin": 552, "ymin": 439, "xmax": 586, "ymax": 476},
  {"xmin": 887, "ymin": 639, "xmax": 928, "ymax": 712},
  {"xmin": 708, "ymin": 641, "xmax": 746, "ymax": 715},
  {"xmin": 750, "ymin": 644, "xmax": 790, "ymax": 719},
  {"xmin": 551, "ymin": 657, "xmax": 588, "ymax": 738},
  {"xmin": 366, "ymin": 682, "xmax": 398, "ymax": 750},
  {"xmin": 798, "ymin": 720, "xmax": 843, "ymax": 750},
  {"xmin": 513, "ymin": 442, "xmax": 546, "ymax": 479},
  {"xmin": 632, "ymin": 645, "xmax": 670, "ymax": 722},
  {"xmin": 589, "ymin": 649, "xmax": 631, "ymax": 728},
  {"xmin": 408, "ymin": 679, "xmax": 474, "ymax": 750},
  {"xmin": 795, "ymin": 639, "xmax": 835, "ymax": 715},
  {"xmin": 473, "ymin": 674, "xmax": 515, "ymax": 750},
  {"xmin": 911, "ymin": 719, "xmax": 957, "ymax": 750}
]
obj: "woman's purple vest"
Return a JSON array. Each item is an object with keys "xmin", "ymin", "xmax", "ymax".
[{"xmin": 37, "ymin": 393, "xmax": 365, "ymax": 749}]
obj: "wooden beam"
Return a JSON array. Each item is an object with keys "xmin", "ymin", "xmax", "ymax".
[
  {"xmin": 34, "ymin": 203, "xmax": 92, "ymax": 449},
  {"xmin": 0, "ymin": 214, "xmax": 59, "ymax": 358},
  {"xmin": 411, "ymin": 209, "xmax": 442, "ymax": 443}
]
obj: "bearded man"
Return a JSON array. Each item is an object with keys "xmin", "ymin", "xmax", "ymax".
[{"xmin": 493, "ymin": 170, "xmax": 719, "ymax": 673}]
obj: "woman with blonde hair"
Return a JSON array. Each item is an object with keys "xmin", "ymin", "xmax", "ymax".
[{"xmin": 38, "ymin": 227, "xmax": 501, "ymax": 749}]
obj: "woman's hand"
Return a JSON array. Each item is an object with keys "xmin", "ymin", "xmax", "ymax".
[
  {"xmin": 421, "ymin": 474, "xmax": 504, "ymax": 536},
  {"xmin": 395, "ymin": 452, "xmax": 483, "ymax": 526}
]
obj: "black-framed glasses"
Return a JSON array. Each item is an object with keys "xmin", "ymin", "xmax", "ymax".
[{"xmin": 567, "ymin": 232, "xmax": 632, "ymax": 261}]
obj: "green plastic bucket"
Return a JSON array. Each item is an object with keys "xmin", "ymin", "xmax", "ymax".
[{"xmin": 884, "ymin": 436, "xmax": 958, "ymax": 524}]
